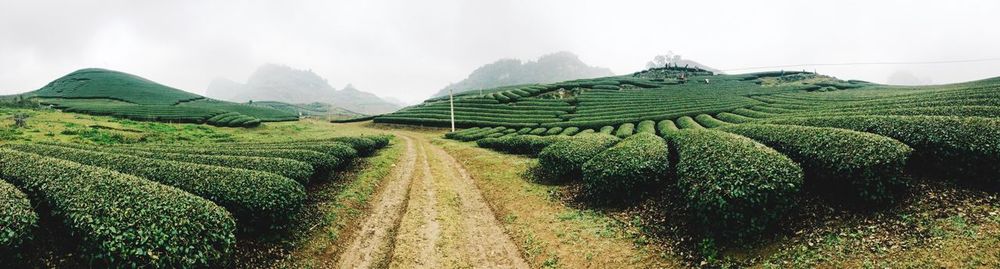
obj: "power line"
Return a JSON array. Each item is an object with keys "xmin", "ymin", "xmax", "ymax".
[{"xmin": 720, "ymin": 57, "xmax": 1000, "ymax": 72}]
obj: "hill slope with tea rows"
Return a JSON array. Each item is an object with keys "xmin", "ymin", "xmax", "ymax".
[
  {"xmin": 16, "ymin": 68, "xmax": 299, "ymax": 127},
  {"xmin": 385, "ymin": 66, "xmax": 1000, "ymax": 242}
]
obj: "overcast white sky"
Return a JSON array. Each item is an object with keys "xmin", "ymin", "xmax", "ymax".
[{"xmin": 2, "ymin": 0, "xmax": 999, "ymax": 103}]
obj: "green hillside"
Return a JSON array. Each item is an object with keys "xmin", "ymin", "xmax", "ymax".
[
  {"xmin": 378, "ymin": 67, "xmax": 850, "ymax": 128},
  {"xmin": 249, "ymin": 101, "xmax": 365, "ymax": 120},
  {"xmin": 22, "ymin": 68, "xmax": 298, "ymax": 127},
  {"xmin": 385, "ymin": 66, "xmax": 1000, "ymax": 242}
]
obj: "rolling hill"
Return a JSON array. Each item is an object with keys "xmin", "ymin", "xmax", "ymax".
[
  {"xmin": 206, "ymin": 64, "xmax": 401, "ymax": 115},
  {"xmin": 21, "ymin": 68, "xmax": 298, "ymax": 127},
  {"xmin": 431, "ymin": 51, "xmax": 614, "ymax": 98}
]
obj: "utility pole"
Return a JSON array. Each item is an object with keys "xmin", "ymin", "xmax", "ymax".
[{"xmin": 449, "ymin": 88, "xmax": 456, "ymax": 132}]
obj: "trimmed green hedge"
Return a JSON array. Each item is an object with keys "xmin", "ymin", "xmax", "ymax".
[
  {"xmin": 126, "ymin": 147, "xmax": 340, "ymax": 172},
  {"xmin": 615, "ymin": 123, "xmax": 635, "ymax": 138},
  {"xmin": 0, "ymin": 149, "xmax": 235, "ymax": 267},
  {"xmin": 716, "ymin": 112, "xmax": 755, "ymax": 123},
  {"xmin": 544, "ymin": 127, "xmax": 565, "ymax": 135},
  {"xmin": 576, "ymin": 129, "xmax": 595, "ymax": 135},
  {"xmin": 675, "ymin": 116, "xmax": 704, "ymax": 129},
  {"xmin": 766, "ymin": 115, "xmax": 1000, "ymax": 187},
  {"xmin": 666, "ymin": 129, "xmax": 803, "ymax": 240},
  {"xmin": 477, "ymin": 135, "xmax": 569, "ymax": 156},
  {"xmin": 695, "ymin": 114, "xmax": 730, "ymax": 128},
  {"xmin": 538, "ymin": 134, "xmax": 621, "ymax": 181},
  {"xmin": 581, "ymin": 133, "xmax": 669, "ymax": 201},
  {"xmin": 599, "ymin": 126, "xmax": 614, "ymax": 134},
  {"xmin": 7, "ymin": 144, "xmax": 305, "ymax": 227},
  {"xmin": 636, "ymin": 120, "xmax": 656, "ymax": 134},
  {"xmin": 559, "ymin": 127, "xmax": 580, "ymax": 136},
  {"xmin": 656, "ymin": 119, "xmax": 679, "ymax": 135},
  {"xmin": 0, "ymin": 179, "xmax": 37, "ymax": 249},
  {"xmin": 528, "ymin": 127, "xmax": 547, "ymax": 135},
  {"xmin": 720, "ymin": 124, "xmax": 912, "ymax": 203},
  {"xmin": 43, "ymin": 142, "xmax": 314, "ymax": 184}
]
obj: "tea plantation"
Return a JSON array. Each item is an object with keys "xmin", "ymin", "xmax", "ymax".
[
  {"xmin": 13, "ymin": 68, "xmax": 299, "ymax": 127},
  {"xmin": 412, "ymin": 66, "xmax": 999, "ymax": 241},
  {"xmin": 0, "ymin": 135, "xmax": 390, "ymax": 267}
]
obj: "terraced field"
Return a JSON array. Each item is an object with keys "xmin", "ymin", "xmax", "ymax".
[
  {"xmin": 0, "ymin": 134, "xmax": 390, "ymax": 267},
  {"xmin": 382, "ymin": 67, "xmax": 999, "ymax": 264}
]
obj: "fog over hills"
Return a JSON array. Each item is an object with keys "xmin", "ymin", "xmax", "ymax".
[
  {"xmin": 206, "ymin": 64, "xmax": 401, "ymax": 115},
  {"xmin": 432, "ymin": 52, "xmax": 613, "ymax": 97}
]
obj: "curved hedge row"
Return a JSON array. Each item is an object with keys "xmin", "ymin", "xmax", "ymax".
[
  {"xmin": 477, "ymin": 135, "xmax": 569, "ymax": 156},
  {"xmin": 581, "ymin": 133, "xmax": 669, "ymax": 201},
  {"xmin": 675, "ymin": 116, "xmax": 704, "ymax": 129},
  {"xmin": 545, "ymin": 127, "xmax": 565, "ymax": 135},
  {"xmin": 666, "ymin": 129, "xmax": 803, "ymax": 240},
  {"xmin": 7, "ymin": 144, "xmax": 305, "ymax": 227},
  {"xmin": 656, "ymin": 119, "xmax": 679, "ymax": 135},
  {"xmin": 128, "ymin": 147, "xmax": 341, "ymax": 173},
  {"xmin": 695, "ymin": 114, "xmax": 730, "ymax": 128},
  {"xmin": 615, "ymin": 123, "xmax": 635, "ymax": 138},
  {"xmin": 43, "ymin": 142, "xmax": 314, "ymax": 184},
  {"xmin": 559, "ymin": 127, "xmax": 580, "ymax": 136},
  {"xmin": 766, "ymin": 115, "xmax": 1000, "ymax": 187},
  {"xmin": 0, "ymin": 149, "xmax": 235, "ymax": 267},
  {"xmin": 720, "ymin": 124, "xmax": 913, "ymax": 203},
  {"xmin": 636, "ymin": 120, "xmax": 656, "ymax": 134},
  {"xmin": 528, "ymin": 127, "xmax": 548, "ymax": 135},
  {"xmin": 576, "ymin": 129, "xmax": 596, "ymax": 135},
  {"xmin": 599, "ymin": 126, "xmax": 614, "ymax": 134},
  {"xmin": 716, "ymin": 112, "xmax": 755, "ymax": 123},
  {"xmin": 538, "ymin": 134, "xmax": 621, "ymax": 181},
  {"xmin": 0, "ymin": 179, "xmax": 37, "ymax": 249}
]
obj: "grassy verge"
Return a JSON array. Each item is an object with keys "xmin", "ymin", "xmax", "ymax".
[
  {"xmin": 285, "ymin": 137, "xmax": 402, "ymax": 268},
  {"xmin": 231, "ymin": 135, "xmax": 403, "ymax": 268},
  {"xmin": 427, "ymin": 131, "xmax": 681, "ymax": 268}
]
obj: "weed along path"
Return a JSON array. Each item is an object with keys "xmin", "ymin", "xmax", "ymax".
[{"xmin": 337, "ymin": 131, "xmax": 529, "ymax": 268}]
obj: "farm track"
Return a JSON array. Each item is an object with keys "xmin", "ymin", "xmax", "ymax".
[{"xmin": 337, "ymin": 132, "xmax": 528, "ymax": 269}]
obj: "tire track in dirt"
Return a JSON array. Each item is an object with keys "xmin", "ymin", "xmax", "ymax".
[
  {"xmin": 337, "ymin": 132, "xmax": 527, "ymax": 269},
  {"xmin": 337, "ymin": 135, "xmax": 417, "ymax": 269},
  {"xmin": 431, "ymin": 145, "xmax": 530, "ymax": 268}
]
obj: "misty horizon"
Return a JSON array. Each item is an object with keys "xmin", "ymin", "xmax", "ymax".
[{"xmin": 2, "ymin": 0, "xmax": 1000, "ymax": 104}]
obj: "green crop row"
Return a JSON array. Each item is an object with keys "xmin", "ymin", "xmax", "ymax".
[
  {"xmin": 675, "ymin": 116, "xmax": 704, "ymax": 129},
  {"xmin": 44, "ymin": 142, "xmax": 314, "ymax": 184},
  {"xmin": 666, "ymin": 129, "xmax": 803, "ymax": 240},
  {"xmin": 537, "ymin": 134, "xmax": 621, "ymax": 181},
  {"xmin": 720, "ymin": 124, "xmax": 913, "ymax": 203},
  {"xmin": 765, "ymin": 115, "xmax": 1000, "ymax": 187},
  {"xmin": 6, "ymin": 144, "xmax": 306, "ymax": 227},
  {"xmin": 694, "ymin": 114, "xmax": 730, "ymax": 128},
  {"xmin": 559, "ymin": 127, "xmax": 580, "ymax": 136},
  {"xmin": 615, "ymin": 123, "xmax": 635, "ymax": 138},
  {"xmin": 476, "ymin": 135, "xmax": 570, "ymax": 156},
  {"xmin": 715, "ymin": 112, "xmax": 755, "ymax": 123},
  {"xmin": 0, "ymin": 179, "xmax": 37, "ymax": 250},
  {"xmin": 581, "ymin": 133, "xmax": 669, "ymax": 201},
  {"xmin": 0, "ymin": 149, "xmax": 235, "ymax": 267},
  {"xmin": 636, "ymin": 120, "xmax": 656, "ymax": 134}
]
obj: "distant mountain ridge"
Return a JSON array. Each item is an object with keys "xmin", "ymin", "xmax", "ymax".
[
  {"xmin": 432, "ymin": 51, "xmax": 614, "ymax": 97},
  {"xmin": 206, "ymin": 64, "xmax": 401, "ymax": 115}
]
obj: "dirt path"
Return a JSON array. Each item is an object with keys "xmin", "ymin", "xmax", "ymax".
[{"xmin": 337, "ymin": 132, "xmax": 528, "ymax": 269}]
